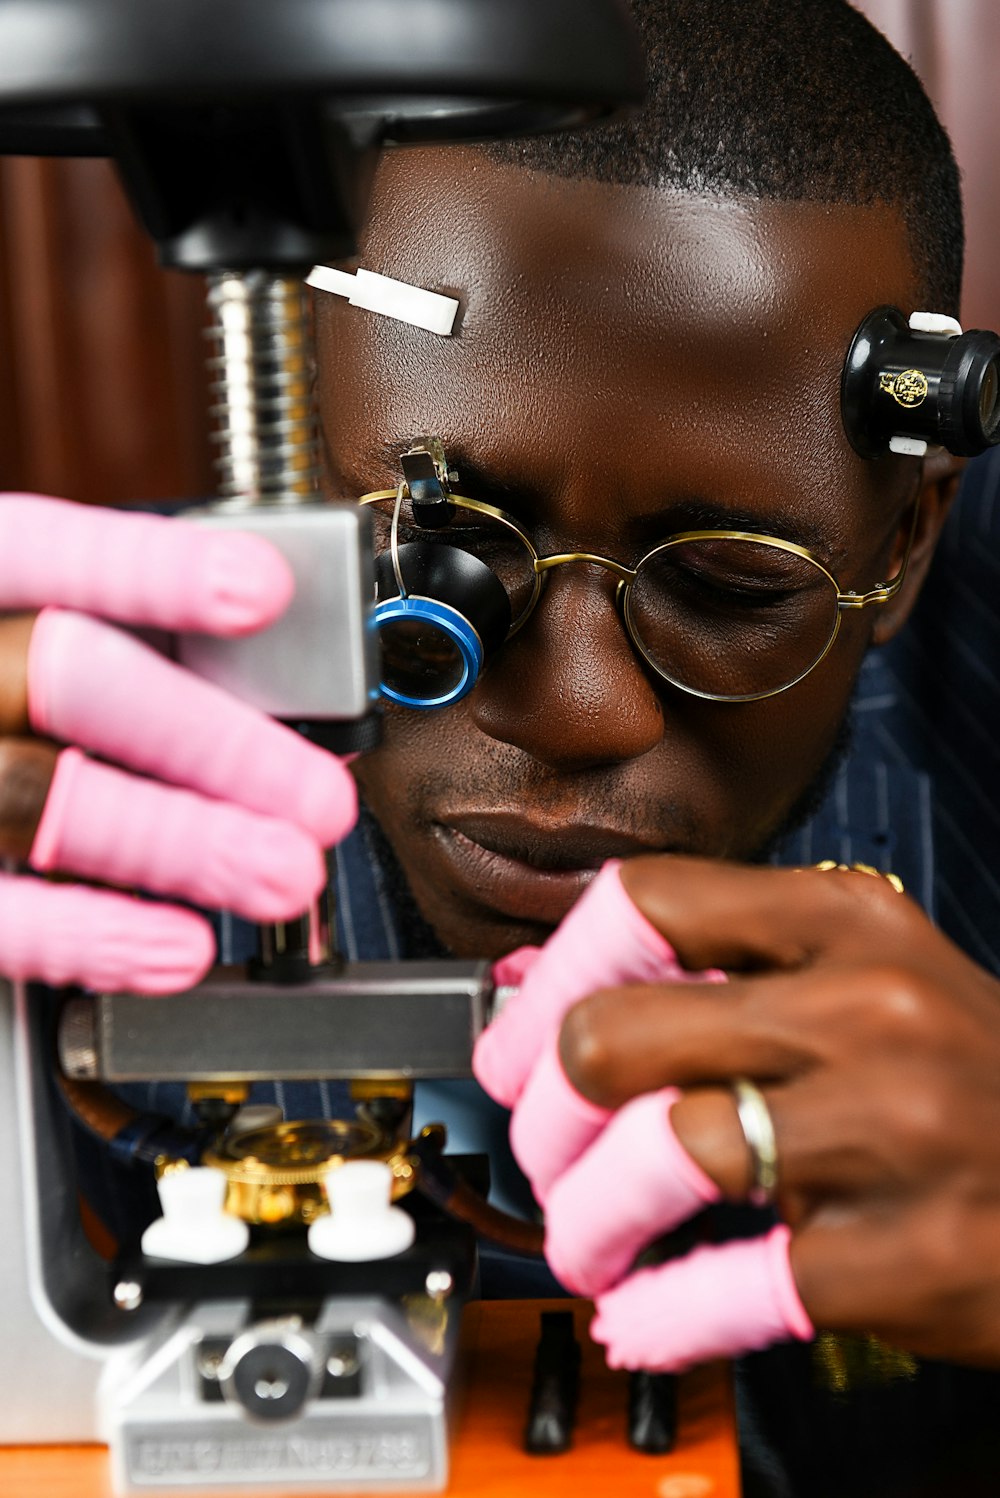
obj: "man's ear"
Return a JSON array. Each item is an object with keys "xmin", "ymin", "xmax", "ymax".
[{"xmin": 870, "ymin": 450, "xmax": 965, "ymax": 645}]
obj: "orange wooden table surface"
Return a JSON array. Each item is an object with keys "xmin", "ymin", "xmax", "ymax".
[{"xmin": 0, "ymin": 1300, "xmax": 740, "ymax": 1498}]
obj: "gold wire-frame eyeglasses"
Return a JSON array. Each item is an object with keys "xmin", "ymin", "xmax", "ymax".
[{"xmin": 358, "ymin": 484, "xmax": 920, "ymax": 703}]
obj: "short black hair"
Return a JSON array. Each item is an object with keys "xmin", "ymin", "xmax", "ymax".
[{"xmin": 483, "ymin": 0, "xmax": 963, "ymax": 313}]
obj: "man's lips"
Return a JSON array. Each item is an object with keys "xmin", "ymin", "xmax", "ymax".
[
  {"xmin": 444, "ymin": 812, "xmax": 663, "ymax": 869},
  {"xmin": 432, "ymin": 813, "xmax": 668, "ymax": 924}
]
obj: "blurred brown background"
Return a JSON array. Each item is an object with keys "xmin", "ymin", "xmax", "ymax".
[
  {"xmin": 0, "ymin": 1, "xmax": 996, "ymax": 506},
  {"xmin": 859, "ymin": 0, "xmax": 1000, "ymax": 335},
  {"xmin": 0, "ymin": 156, "xmax": 212, "ymax": 505}
]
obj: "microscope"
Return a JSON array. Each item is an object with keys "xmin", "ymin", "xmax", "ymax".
[{"xmin": 0, "ymin": 3, "xmax": 701, "ymax": 1493}]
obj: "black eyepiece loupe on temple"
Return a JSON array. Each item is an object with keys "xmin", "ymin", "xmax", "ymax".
[{"xmin": 841, "ymin": 305, "xmax": 1000, "ymax": 458}]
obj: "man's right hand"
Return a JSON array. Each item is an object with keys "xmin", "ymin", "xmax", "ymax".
[
  {"xmin": 0, "ymin": 494, "xmax": 358, "ymax": 995},
  {"xmin": 475, "ymin": 852, "xmax": 1000, "ymax": 1373}
]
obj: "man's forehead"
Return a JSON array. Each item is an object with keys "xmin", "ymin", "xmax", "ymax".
[
  {"xmin": 317, "ymin": 149, "xmax": 917, "ymax": 534},
  {"xmin": 351, "ymin": 148, "xmax": 917, "ymax": 356}
]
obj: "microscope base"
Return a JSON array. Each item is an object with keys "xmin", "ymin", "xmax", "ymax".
[
  {"xmin": 0, "ymin": 1302, "xmax": 741, "ymax": 1497},
  {"xmin": 104, "ymin": 1294, "xmax": 460, "ymax": 1493}
]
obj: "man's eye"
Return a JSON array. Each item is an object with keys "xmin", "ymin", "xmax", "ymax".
[
  {"xmin": 646, "ymin": 540, "xmax": 826, "ymax": 615},
  {"xmin": 675, "ymin": 566, "xmax": 798, "ymax": 609}
]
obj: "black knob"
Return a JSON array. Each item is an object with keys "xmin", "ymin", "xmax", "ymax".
[{"xmin": 219, "ymin": 1322, "xmax": 320, "ymax": 1423}]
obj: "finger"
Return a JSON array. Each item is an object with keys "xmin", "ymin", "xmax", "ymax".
[
  {"xmin": 0, "ymin": 872, "xmax": 214, "ymax": 994},
  {"xmin": 490, "ymin": 943, "xmax": 542, "ymax": 989},
  {"xmin": 620, "ymin": 854, "xmax": 916, "ymax": 974},
  {"xmin": 0, "ymin": 738, "xmax": 58, "ymax": 859},
  {"xmin": 0, "ymin": 494, "xmax": 293, "ymax": 635},
  {"xmin": 569, "ymin": 1031, "xmax": 952, "ymax": 1209},
  {"xmin": 590, "ymin": 1224, "xmax": 813, "ymax": 1373},
  {"xmin": 786, "ymin": 1201, "xmax": 1000, "ymax": 1359},
  {"xmin": 558, "ymin": 969, "xmax": 831, "ymax": 1107},
  {"xmin": 508, "ymin": 1035, "xmax": 612, "ymax": 1200},
  {"xmin": 676, "ymin": 1065, "xmax": 962, "ymax": 1208},
  {"xmin": 30, "ymin": 748, "xmax": 325, "ymax": 922},
  {"xmin": 473, "ymin": 859, "xmax": 719, "ymax": 1108},
  {"xmin": 543, "ymin": 1087, "xmax": 720, "ymax": 1298},
  {"xmin": 671, "ymin": 1086, "xmax": 762, "ymax": 1201},
  {"xmin": 788, "ymin": 1207, "xmax": 916, "ymax": 1334},
  {"xmin": 28, "ymin": 609, "xmax": 357, "ymax": 846}
]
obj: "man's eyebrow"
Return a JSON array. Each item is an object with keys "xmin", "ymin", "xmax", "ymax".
[
  {"xmin": 655, "ymin": 499, "xmax": 836, "ymax": 556},
  {"xmin": 376, "ymin": 439, "xmax": 839, "ymax": 558},
  {"xmin": 449, "ymin": 455, "xmax": 533, "ymax": 506}
]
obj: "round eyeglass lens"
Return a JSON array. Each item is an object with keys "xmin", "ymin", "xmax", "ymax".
[
  {"xmin": 626, "ymin": 537, "xmax": 841, "ymax": 700},
  {"xmin": 366, "ymin": 496, "xmax": 537, "ymax": 623},
  {"xmin": 379, "ymin": 614, "xmax": 468, "ymax": 701}
]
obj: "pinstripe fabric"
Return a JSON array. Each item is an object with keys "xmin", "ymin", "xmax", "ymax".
[
  {"xmin": 867, "ymin": 449, "xmax": 1000, "ymax": 975},
  {"xmin": 773, "ymin": 446, "xmax": 1000, "ymax": 976}
]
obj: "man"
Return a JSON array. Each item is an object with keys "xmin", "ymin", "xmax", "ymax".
[
  {"xmin": 3, "ymin": 0, "xmax": 1000, "ymax": 1491},
  {"xmin": 307, "ymin": 0, "xmax": 1000, "ymax": 1488},
  {"xmin": 317, "ymin": 0, "xmax": 962, "ymax": 957}
]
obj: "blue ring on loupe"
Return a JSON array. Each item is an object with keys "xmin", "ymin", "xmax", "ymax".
[{"xmin": 374, "ymin": 595, "xmax": 484, "ymax": 708}]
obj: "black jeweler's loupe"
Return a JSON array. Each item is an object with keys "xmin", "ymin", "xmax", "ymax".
[
  {"xmin": 374, "ymin": 543, "xmax": 511, "ymax": 708},
  {"xmin": 842, "ymin": 305, "xmax": 1000, "ymax": 459}
]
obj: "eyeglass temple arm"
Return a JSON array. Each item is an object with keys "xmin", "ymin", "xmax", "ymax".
[{"xmin": 836, "ymin": 496, "xmax": 922, "ymax": 610}]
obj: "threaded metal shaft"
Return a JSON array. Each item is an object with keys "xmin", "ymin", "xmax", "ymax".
[
  {"xmin": 205, "ymin": 271, "xmax": 320, "ymax": 506},
  {"xmin": 204, "ymin": 270, "xmax": 339, "ymax": 973}
]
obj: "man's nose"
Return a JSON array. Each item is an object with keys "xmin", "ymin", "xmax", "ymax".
[{"xmin": 467, "ymin": 564, "xmax": 667, "ymax": 770}]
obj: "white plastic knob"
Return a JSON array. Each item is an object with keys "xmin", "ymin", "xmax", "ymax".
[
  {"xmin": 306, "ymin": 265, "xmax": 458, "ymax": 336},
  {"xmin": 307, "ymin": 1160, "xmax": 416, "ymax": 1262},
  {"xmin": 908, "ymin": 310, "xmax": 963, "ymax": 337},
  {"xmin": 140, "ymin": 1165, "xmax": 249, "ymax": 1264},
  {"xmin": 889, "ymin": 434, "xmax": 929, "ymax": 457}
]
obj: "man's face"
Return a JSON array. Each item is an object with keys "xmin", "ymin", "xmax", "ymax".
[{"xmin": 316, "ymin": 148, "xmax": 923, "ymax": 959}]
